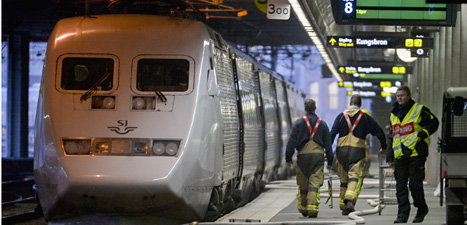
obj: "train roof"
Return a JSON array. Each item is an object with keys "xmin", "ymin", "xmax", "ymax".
[{"xmin": 48, "ymin": 14, "xmax": 209, "ymax": 55}]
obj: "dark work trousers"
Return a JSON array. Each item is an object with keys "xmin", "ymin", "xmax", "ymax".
[{"xmin": 394, "ymin": 156, "xmax": 428, "ymax": 218}]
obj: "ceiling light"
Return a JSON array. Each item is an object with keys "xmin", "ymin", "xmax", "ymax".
[
  {"xmin": 289, "ymin": 0, "xmax": 342, "ymax": 81},
  {"xmin": 396, "ymin": 48, "xmax": 417, "ymax": 63}
]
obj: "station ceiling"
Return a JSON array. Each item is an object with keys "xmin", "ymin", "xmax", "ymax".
[
  {"xmin": 2, "ymin": 0, "xmax": 312, "ymax": 45},
  {"xmin": 2, "ymin": 0, "xmax": 418, "ymax": 81}
]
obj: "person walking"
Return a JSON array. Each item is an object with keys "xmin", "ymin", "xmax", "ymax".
[
  {"xmin": 330, "ymin": 94, "xmax": 387, "ymax": 215},
  {"xmin": 387, "ymin": 86, "xmax": 439, "ymax": 223},
  {"xmin": 286, "ymin": 99, "xmax": 334, "ymax": 218}
]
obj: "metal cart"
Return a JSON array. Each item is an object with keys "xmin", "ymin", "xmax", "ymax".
[{"xmin": 378, "ymin": 152, "xmax": 397, "ymax": 214}]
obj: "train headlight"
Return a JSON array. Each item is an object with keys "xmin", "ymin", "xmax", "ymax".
[
  {"xmin": 92, "ymin": 96, "xmax": 116, "ymax": 109},
  {"xmin": 62, "ymin": 138, "xmax": 91, "ymax": 155},
  {"xmin": 133, "ymin": 140, "xmax": 149, "ymax": 155},
  {"xmin": 152, "ymin": 142, "xmax": 165, "ymax": 155},
  {"xmin": 62, "ymin": 138, "xmax": 180, "ymax": 156},
  {"xmin": 166, "ymin": 142, "xmax": 178, "ymax": 156},
  {"xmin": 131, "ymin": 96, "xmax": 156, "ymax": 110},
  {"xmin": 95, "ymin": 141, "xmax": 110, "ymax": 154},
  {"xmin": 132, "ymin": 97, "xmax": 145, "ymax": 110},
  {"xmin": 102, "ymin": 97, "xmax": 115, "ymax": 109},
  {"xmin": 151, "ymin": 140, "xmax": 180, "ymax": 156}
]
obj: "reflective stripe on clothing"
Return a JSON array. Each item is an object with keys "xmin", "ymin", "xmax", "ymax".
[
  {"xmin": 343, "ymin": 111, "xmax": 364, "ymax": 133},
  {"xmin": 296, "ymin": 164, "xmax": 324, "ymax": 214},
  {"xmin": 303, "ymin": 116, "xmax": 322, "ymax": 140},
  {"xmin": 336, "ymin": 111, "xmax": 366, "ymax": 171},
  {"xmin": 391, "ymin": 103, "xmax": 431, "ymax": 159},
  {"xmin": 337, "ymin": 159, "xmax": 365, "ymax": 203}
]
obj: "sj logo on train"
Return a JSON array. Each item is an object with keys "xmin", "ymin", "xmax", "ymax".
[{"xmin": 107, "ymin": 120, "xmax": 137, "ymax": 135}]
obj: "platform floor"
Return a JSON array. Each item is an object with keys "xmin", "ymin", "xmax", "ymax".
[
  {"xmin": 208, "ymin": 159, "xmax": 448, "ymax": 225},
  {"xmin": 210, "ymin": 178, "xmax": 445, "ymax": 225},
  {"xmin": 40, "ymin": 157, "xmax": 452, "ymax": 225}
]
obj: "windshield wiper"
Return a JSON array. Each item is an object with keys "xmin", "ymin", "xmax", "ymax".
[
  {"xmin": 149, "ymin": 86, "xmax": 167, "ymax": 102},
  {"xmin": 80, "ymin": 72, "xmax": 111, "ymax": 101}
]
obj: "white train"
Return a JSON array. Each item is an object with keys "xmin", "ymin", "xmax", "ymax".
[{"xmin": 33, "ymin": 14, "xmax": 306, "ymax": 222}]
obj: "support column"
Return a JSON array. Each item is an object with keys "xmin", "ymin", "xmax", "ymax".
[{"xmin": 7, "ymin": 34, "xmax": 29, "ymax": 158}]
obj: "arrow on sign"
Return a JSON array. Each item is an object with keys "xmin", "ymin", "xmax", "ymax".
[
  {"xmin": 329, "ymin": 38, "xmax": 337, "ymax": 46},
  {"xmin": 339, "ymin": 67, "xmax": 345, "ymax": 73}
]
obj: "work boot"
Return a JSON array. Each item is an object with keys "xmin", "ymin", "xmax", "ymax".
[
  {"xmin": 298, "ymin": 205, "xmax": 307, "ymax": 217},
  {"xmin": 345, "ymin": 200, "xmax": 355, "ymax": 213},
  {"xmin": 307, "ymin": 211, "xmax": 318, "ymax": 218},
  {"xmin": 341, "ymin": 209, "xmax": 350, "ymax": 216},
  {"xmin": 413, "ymin": 207, "xmax": 428, "ymax": 223},
  {"xmin": 393, "ymin": 215, "xmax": 408, "ymax": 223}
]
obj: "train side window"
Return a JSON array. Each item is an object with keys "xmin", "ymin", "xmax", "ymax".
[
  {"xmin": 136, "ymin": 59, "xmax": 189, "ymax": 92},
  {"xmin": 60, "ymin": 57, "xmax": 114, "ymax": 91}
]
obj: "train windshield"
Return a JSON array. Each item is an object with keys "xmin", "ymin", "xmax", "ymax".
[
  {"xmin": 136, "ymin": 59, "xmax": 189, "ymax": 92},
  {"xmin": 60, "ymin": 57, "xmax": 114, "ymax": 91}
]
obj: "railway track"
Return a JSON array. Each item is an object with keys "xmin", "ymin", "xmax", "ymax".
[{"xmin": 2, "ymin": 177, "xmax": 45, "ymax": 225}]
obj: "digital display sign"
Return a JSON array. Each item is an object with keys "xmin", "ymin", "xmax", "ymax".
[
  {"xmin": 339, "ymin": 80, "xmax": 402, "ymax": 90},
  {"xmin": 327, "ymin": 36, "xmax": 434, "ymax": 49},
  {"xmin": 333, "ymin": 0, "xmax": 456, "ymax": 26},
  {"xmin": 337, "ymin": 65, "xmax": 411, "ymax": 75}
]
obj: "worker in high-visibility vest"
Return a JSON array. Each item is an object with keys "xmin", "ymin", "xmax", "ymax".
[
  {"xmin": 286, "ymin": 99, "xmax": 334, "ymax": 218},
  {"xmin": 386, "ymin": 86, "xmax": 439, "ymax": 223},
  {"xmin": 330, "ymin": 94, "xmax": 387, "ymax": 216}
]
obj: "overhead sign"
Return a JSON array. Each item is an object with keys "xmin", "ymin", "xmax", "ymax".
[
  {"xmin": 426, "ymin": 0, "xmax": 467, "ymax": 3},
  {"xmin": 267, "ymin": 0, "xmax": 290, "ymax": 20},
  {"xmin": 357, "ymin": 74, "xmax": 405, "ymax": 80},
  {"xmin": 327, "ymin": 36, "xmax": 434, "ymax": 49},
  {"xmin": 380, "ymin": 81, "xmax": 403, "ymax": 88},
  {"xmin": 338, "ymin": 81, "xmax": 374, "ymax": 88},
  {"xmin": 411, "ymin": 48, "xmax": 430, "ymax": 57},
  {"xmin": 337, "ymin": 65, "xmax": 411, "ymax": 75},
  {"xmin": 338, "ymin": 80, "xmax": 402, "ymax": 88},
  {"xmin": 332, "ymin": 0, "xmax": 456, "ymax": 26},
  {"xmin": 347, "ymin": 90, "xmax": 392, "ymax": 98}
]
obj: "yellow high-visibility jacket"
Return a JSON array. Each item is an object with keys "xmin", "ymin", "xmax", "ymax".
[{"xmin": 390, "ymin": 103, "xmax": 430, "ymax": 159}]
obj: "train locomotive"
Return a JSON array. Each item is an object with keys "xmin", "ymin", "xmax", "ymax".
[{"xmin": 33, "ymin": 14, "xmax": 306, "ymax": 222}]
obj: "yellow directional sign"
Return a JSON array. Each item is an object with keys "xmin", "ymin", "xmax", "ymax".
[
  {"xmin": 414, "ymin": 39, "xmax": 423, "ymax": 47},
  {"xmin": 380, "ymin": 81, "xmax": 392, "ymax": 88},
  {"xmin": 338, "ymin": 65, "xmax": 409, "ymax": 75},
  {"xmin": 328, "ymin": 36, "xmax": 433, "ymax": 49},
  {"xmin": 338, "ymin": 67, "xmax": 345, "ymax": 73},
  {"xmin": 392, "ymin": 66, "xmax": 406, "ymax": 74},
  {"xmin": 405, "ymin": 39, "xmax": 414, "ymax": 47},
  {"xmin": 381, "ymin": 91, "xmax": 392, "ymax": 97},
  {"xmin": 405, "ymin": 38, "xmax": 423, "ymax": 48},
  {"xmin": 255, "ymin": 0, "xmax": 267, "ymax": 13}
]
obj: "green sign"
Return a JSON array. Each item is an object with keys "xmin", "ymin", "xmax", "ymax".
[
  {"xmin": 333, "ymin": 0, "xmax": 456, "ymax": 26},
  {"xmin": 357, "ymin": 74, "xmax": 405, "ymax": 80}
]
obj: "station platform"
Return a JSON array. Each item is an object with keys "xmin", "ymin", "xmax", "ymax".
[
  {"xmin": 41, "ymin": 157, "xmax": 447, "ymax": 225},
  {"xmin": 197, "ymin": 158, "xmax": 447, "ymax": 225},
  {"xmin": 200, "ymin": 178, "xmax": 445, "ymax": 225}
]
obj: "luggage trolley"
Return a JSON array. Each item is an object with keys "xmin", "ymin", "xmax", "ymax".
[{"xmin": 378, "ymin": 152, "xmax": 397, "ymax": 215}]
